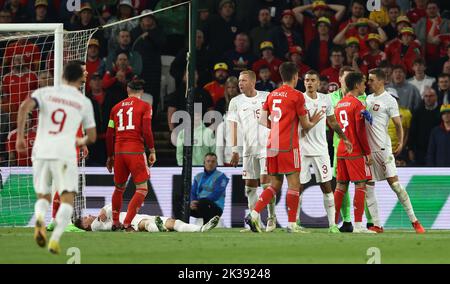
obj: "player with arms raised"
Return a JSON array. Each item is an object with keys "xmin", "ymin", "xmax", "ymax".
[
  {"xmin": 245, "ymin": 62, "xmax": 323, "ymax": 233},
  {"xmin": 364, "ymin": 68, "xmax": 425, "ymax": 233},
  {"xmin": 298, "ymin": 70, "xmax": 352, "ymax": 233},
  {"xmin": 228, "ymin": 70, "xmax": 275, "ymax": 232},
  {"xmin": 106, "ymin": 79, "xmax": 156, "ymax": 232},
  {"xmin": 334, "ymin": 72, "xmax": 374, "ymax": 234},
  {"xmin": 16, "ymin": 61, "xmax": 97, "ymax": 254}
]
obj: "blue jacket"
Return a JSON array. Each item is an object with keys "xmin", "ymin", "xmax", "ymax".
[
  {"xmin": 427, "ymin": 124, "xmax": 450, "ymax": 167},
  {"xmin": 190, "ymin": 169, "xmax": 229, "ymax": 210}
]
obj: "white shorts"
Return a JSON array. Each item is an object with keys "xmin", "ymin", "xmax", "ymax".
[
  {"xmin": 370, "ymin": 151, "xmax": 397, "ymax": 181},
  {"xmin": 33, "ymin": 159, "xmax": 78, "ymax": 196},
  {"xmin": 300, "ymin": 155, "xmax": 332, "ymax": 184},
  {"xmin": 242, "ymin": 155, "xmax": 267, "ymax": 180},
  {"xmin": 131, "ymin": 214, "xmax": 169, "ymax": 232}
]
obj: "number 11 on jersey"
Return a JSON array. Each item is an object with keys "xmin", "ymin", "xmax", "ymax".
[{"xmin": 117, "ymin": 107, "xmax": 135, "ymax": 131}]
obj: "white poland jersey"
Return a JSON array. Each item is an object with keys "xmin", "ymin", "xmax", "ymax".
[
  {"xmin": 31, "ymin": 85, "xmax": 96, "ymax": 163},
  {"xmin": 299, "ymin": 92, "xmax": 334, "ymax": 156},
  {"xmin": 227, "ymin": 91, "xmax": 269, "ymax": 157},
  {"xmin": 365, "ymin": 90, "xmax": 400, "ymax": 153}
]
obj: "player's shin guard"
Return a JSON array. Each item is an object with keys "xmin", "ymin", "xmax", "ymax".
[
  {"xmin": 354, "ymin": 186, "xmax": 366, "ymax": 223},
  {"xmin": 391, "ymin": 182, "xmax": 417, "ymax": 223},
  {"xmin": 253, "ymin": 186, "xmax": 277, "ymax": 216},
  {"xmin": 365, "ymin": 183, "xmax": 380, "ymax": 227},
  {"xmin": 112, "ymin": 187, "xmax": 125, "ymax": 223},
  {"xmin": 334, "ymin": 189, "xmax": 346, "ymax": 224},
  {"xmin": 50, "ymin": 203, "xmax": 73, "ymax": 242},
  {"xmin": 323, "ymin": 192, "xmax": 336, "ymax": 226},
  {"xmin": 286, "ymin": 189, "xmax": 300, "ymax": 223},
  {"xmin": 52, "ymin": 192, "xmax": 60, "ymax": 219},
  {"xmin": 35, "ymin": 198, "xmax": 50, "ymax": 222},
  {"xmin": 340, "ymin": 191, "xmax": 352, "ymax": 223},
  {"xmin": 124, "ymin": 188, "xmax": 148, "ymax": 227}
]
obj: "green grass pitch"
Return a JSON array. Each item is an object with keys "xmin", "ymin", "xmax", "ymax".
[{"xmin": 1, "ymin": 228, "xmax": 450, "ymax": 264}]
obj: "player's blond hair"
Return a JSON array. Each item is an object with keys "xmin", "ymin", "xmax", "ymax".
[{"xmin": 239, "ymin": 70, "xmax": 256, "ymax": 82}]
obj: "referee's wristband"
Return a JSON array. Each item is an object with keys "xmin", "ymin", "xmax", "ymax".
[{"xmin": 232, "ymin": 146, "xmax": 239, "ymax": 154}]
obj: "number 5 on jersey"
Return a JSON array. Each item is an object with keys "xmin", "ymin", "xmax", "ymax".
[
  {"xmin": 117, "ymin": 107, "xmax": 135, "ymax": 131},
  {"xmin": 272, "ymin": 99, "xmax": 282, "ymax": 122}
]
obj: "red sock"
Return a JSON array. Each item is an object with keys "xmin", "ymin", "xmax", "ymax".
[
  {"xmin": 52, "ymin": 192, "xmax": 60, "ymax": 219},
  {"xmin": 254, "ymin": 186, "xmax": 277, "ymax": 213},
  {"xmin": 334, "ymin": 189, "xmax": 345, "ymax": 224},
  {"xmin": 354, "ymin": 186, "xmax": 366, "ymax": 222},
  {"xmin": 112, "ymin": 187, "xmax": 125, "ymax": 223},
  {"xmin": 286, "ymin": 189, "xmax": 300, "ymax": 223},
  {"xmin": 123, "ymin": 188, "xmax": 148, "ymax": 226}
]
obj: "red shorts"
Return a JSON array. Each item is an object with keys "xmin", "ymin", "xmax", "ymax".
[
  {"xmin": 336, "ymin": 157, "xmax": 372, "ymax": 183},
  {"xmin": 266, "ymin": 148, "xmax": 301, "ymax": 175},
  {"xmin": 114, "ymin": 153, "xmax": 149, "ymax": 186}
]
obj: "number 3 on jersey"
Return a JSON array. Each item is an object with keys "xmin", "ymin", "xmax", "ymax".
[
  {"xmin": 117, "ymin": 107, "xmax": 135, "ymax": 131},
  {"xmin": 339, "ymin": 110, "xmax": 349, "ymax": 132}
]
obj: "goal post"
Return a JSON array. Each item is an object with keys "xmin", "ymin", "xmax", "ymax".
[
  {"xmin": 0, "ymin": 23, "xmax": 64, "ymax": 86},
  {"xmin": 0, "ymin": 24, "xmax": 97, "ymax": 226}
]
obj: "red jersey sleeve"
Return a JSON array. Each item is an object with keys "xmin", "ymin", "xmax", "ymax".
[
  {"xmin": 105, "ymin": 109, "xmax": 116, "ymax": 157},
  {"xmin": 296, "ymin": 92, "xmax": 307, "ymax": 117},
  {"xmin": 354, "ymin": 102, "xmax": 371, "ymax": 155},
  {"xmin": 142, "ymin": 104, "xmax": 154, "ymax": 149}
]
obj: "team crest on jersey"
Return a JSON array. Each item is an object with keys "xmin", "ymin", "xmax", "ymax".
[
  {"xmin": 242, "ymin": 170, "xmax": 247, "ymax": 177},
  {"xmin": 373, "ymin": 104, "xmax": 380, "ymax": 111}
]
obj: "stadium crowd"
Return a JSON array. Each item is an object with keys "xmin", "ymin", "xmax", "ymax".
[{"xmin": 0, "ymin": 0, "xmax": 450, "ymax": 167}]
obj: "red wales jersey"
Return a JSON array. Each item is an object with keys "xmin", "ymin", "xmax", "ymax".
[
  {"xmin": 109, "ymin": 97, "xmax": 152, "ymax": 153},
  {"xmin": 335, "ymin": 94, "xmax": 371, "ymax": 158},
  {"xmin": 263, "ymin": 85, "xmax": 307, "ymax": 152}
]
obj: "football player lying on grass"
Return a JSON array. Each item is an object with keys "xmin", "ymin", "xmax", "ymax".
[{"xmin": 74, "ymin": 204, "xmax": 220, "ymax": 233}]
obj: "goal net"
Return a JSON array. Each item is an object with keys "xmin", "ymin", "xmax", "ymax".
[{"xmin": 0, "ymin": 24, "xmax": 96, "ymax": 226}]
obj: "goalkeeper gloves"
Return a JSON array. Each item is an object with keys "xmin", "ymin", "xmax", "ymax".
[{"xmin": 361, "ymin": 110, "xmax": 373, "ymax": 125}]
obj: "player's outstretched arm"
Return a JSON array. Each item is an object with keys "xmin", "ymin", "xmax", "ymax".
[
  {"xmin": 327, "ymin": 115, "xmax": 353, "ymax": 153},
  {"xmin": 76, "ymin": 127, "xmax": 96, "ymax": 146},
  {"xmin": 299, "ymin": 109, "xmax": 324, "ymax": 131},
  {"xmin": 258, "ymin": 108, "xmax": 271, "ymax": 129},
  {"xmin": 16, "ymin": 98, "xmax": 36, "ymax": 153}
]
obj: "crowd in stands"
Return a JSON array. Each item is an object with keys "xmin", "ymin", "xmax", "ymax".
[{"xmin": 0, "ymin": 0, "xmax": 449, "ymax": 167}]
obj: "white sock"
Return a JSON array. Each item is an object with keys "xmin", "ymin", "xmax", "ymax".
[
  {"xmin": 246, "ymin": 186, "xmax": 262, "ymax": 225},
  {"xmin": 50, "ymin": 203, "xmax": 73, "ymax": 242},
  {"xmin": 250, "ymin": 210, "xmax": 259, "ymax": 220},
  {"xmin": 323, "ymin": 192, "xmax": 336, "ymax": 227},
  {"xmin": 355, "ymin": 222, "xmax": 363, "ymax": 230},
  {"xmin": 297, "ymin": 192, "xmax": 303, "ymax": 223},
  {"xmin": 144, "ymin": 220, "xmax": 160, "ymax": 232},
  {"xmin": 34, "ymin": 199, "xmax": 50, "ymax": 222},
  {"xmin": 245, "ymin": 186, "xmax": 258, "ymax": 210},
  {"xmin": 391, "ymin": 182, "xmax": 417, "ymax": 223},
  {"xmin": 174, "ymin": 220, "xmax": 201, "ymax": 232},
  {"xmin": 365, "ymin": 184, "xmax": 381, "ymax": 227},
  {"xmin": 262, "ymin": 184, "xmax": 276, "ymax": 219}
]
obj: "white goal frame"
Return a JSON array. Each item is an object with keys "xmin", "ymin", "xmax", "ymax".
[{"xmin": 0, "ymin": 23, "xmax": 64, "ymax": 86}]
